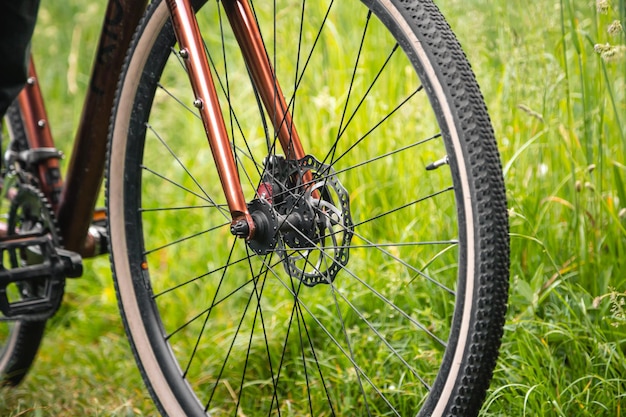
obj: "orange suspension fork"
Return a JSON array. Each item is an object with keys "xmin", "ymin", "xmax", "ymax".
[
  {"xmin": 222, "ymin": 0, "xmax": 319, "ymax": 199},
  {"xmin": 166, "ymin": 0, "xmax": 253, "ymax": 234},
  {"xmin": 165, "ymin": 0, "xmax": 308, "ymax": 238}
]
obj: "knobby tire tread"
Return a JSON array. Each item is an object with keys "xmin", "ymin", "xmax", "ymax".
[
  {"xmin": 107, "ymin": 0, "xmax": 510, "ymax": 416},
  {"xmin": 393, "ymin": 1, "xmax": 509, "ymax": 415}
]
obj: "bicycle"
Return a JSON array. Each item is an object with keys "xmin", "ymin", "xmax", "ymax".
[{"xmin": 0, "ymin": 0, "xmax": 510, "ymax": 415}]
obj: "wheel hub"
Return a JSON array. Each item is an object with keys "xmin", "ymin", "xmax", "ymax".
[{"xmin": 244, "ymin": 155, "xmax": 353, "ymax": 286}]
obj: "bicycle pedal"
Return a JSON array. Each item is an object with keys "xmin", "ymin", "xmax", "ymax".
[
  {"xmin": 0, "ymin": 233, "xmax": 83, "ymax": 320},
  {"xmin": 0, "ymin": 278, "xmax": 64, "ymax": 321}
]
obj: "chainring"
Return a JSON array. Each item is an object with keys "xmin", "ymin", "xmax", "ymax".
[
  {"xmin": 8, "ymin": 184, "xmax": 60, "ymax": 244},
  {"xmin": 3, "ymin": 184, "xmax": 64, "ymax": 319}
]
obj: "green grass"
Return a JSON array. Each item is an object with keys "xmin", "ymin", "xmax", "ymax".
[
  {"xmin": 437, "ymin": 0, "xmax": 626, "ymax": 415},
  {"xmin": 0, "ymin": 0, "xmax": 625, "ymax": 415}
]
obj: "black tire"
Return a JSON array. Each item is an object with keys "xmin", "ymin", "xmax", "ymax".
[
  {"xmin": 107, "ymin": 0, "xmax": 509, "ymax": 416},
  {"xmin": 0, "ymin": 319, "xmax": 45, "ymax": 386},
  {"xmin": 0, "ymin": 102, "xmax": 47, "ymax": 386}
]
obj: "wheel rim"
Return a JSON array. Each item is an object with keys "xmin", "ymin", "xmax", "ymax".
[{"xmin": 108, "ymin": 0, "xmax": 503, "ymax": 415}]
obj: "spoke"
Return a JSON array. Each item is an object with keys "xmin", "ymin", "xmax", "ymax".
[
  {"xmin": 295, "ymin": 254, "xmax": 433, "ymax": 391},
  {"xmin": 143, "ymin": 224, "xmax": 226, "ymax": 256},
  {"xmin": 203, "ymin": 42, "xmax": 264, "ymax": 179},
  {"xmin": 261, "ymin": 236, "xmax": 447, "ymax": 387},
  {"xmin": 271, "ymin": 241, "xmax": 459, "ymax": 250},
  {"xmin": 327, "ymin": 272, "xmax": 373, "ymax": 416},
  {"xmin": 328, "ymin": 87, "xmax": 425, "ymax": 169},
  {"xmin": 267, "ymin": 252, "xmax": 308, "ymax": 414},
  {"xmin": 204, "ymin": 254, "xmax": 273, "ymax": 411},
  {"xmin": 165, "ymin": 276, "xmax": 254, "ymax": 340},
  {"xmin": 291, "ymin": 0, "xmax": 307, "ymax": 148},
  {"xmin": 235, "ymin": 248, "xmax": 276, "ymax": 414},
  {"xmin": 164, "ymin": 19, "xmax": 267, "ymax": 177},
  {"xmin": 146, "ymin": 123, "xmax": 222, "ymax": 205},
  {"xmin": 327, "ymin": 10, "xmax": 372, "ymax": 167},
  {"xmin": 217, "ymin": 2, "xmax": 235, "ymax": 151},
  {"xmin": 249, "ymin": 253, "xmax": 341, "ymax": 415},
  {"xmin": 269, "ymin": 131, "xmax": 441, "ymax": 206},
  {"xmin": 243, "ymin": 0, "xmax": 280, "ymax": 159},
  {"xmin": 157, "ymin": 65, "xmax": 258, "ymax": 172},
  {"xmin": 330, "ymin": 282, "xmax": 432, "ymax": 391},
  {"xmin": 152, "ymin": 249, "xmax": 286, "ymax": 298},
  {"xmin": 182, "ymin": 240, "xmax": 237, "ymax": 378},
  {"xmin": 330, "ymin": 130, "xmax": 439, "ymax": 178},
  {"xmin": 152, "ymin": 253, "xmax": 247, "ymax": 298},
  {"xmin": 257, "ymin": 0, "xmax": 335, "ymax": 145},
  {"xmin": 163, "ymin": 249, "xmax": 292, "ymax": 343},
  {"xmin": 169, "ymin": 46, "xmax": 188, "ymax": 72},
  {"xmin": 261, "ymin": 263, "xmax": 403, "ymax": 415},
  {"xmin": 294, "ymin": 295, "xmax": 336, "ymax": 414},
  {"xmin": 140, "ymin": 204, "xmax": 229, "ymax": 213},
  {"xmin": 336, "ymin": 10, "xmax": 371, "ymax": 138},
  {"xmin": 272, "ymin": 0, "xmax": 279, "ymax": 161},
  {"xmin": 216, "ymin": 0, "xmax": 258, "ymax": 196},
  {"xmin": 409, "ymin": 244, "xmax": 459, "ymax": 285},
  {"xmin": 290, "ymin": 0, "xmax": 335, "ymax": 105},
  {"xmin": 337, "ymin": 44, "xmax": 400, "ymax": 141},
  {"xmin": 273, "ymin": 224, "xmax": 451, "ymax": 345},
  {"xmin": 140, "ymin": 165, "xmax": 226, "ymax": 213},
  {"xmin": 215, "ymin": 3, "xmax": 267, "ymax": 184},
  {"xmin": 326, "ymin": 247, "xmax": 450, "ymax": 343},
  {"xmin": 157, "ymin": 82, "xmax": 201, "ymax": 118},
  {"xmin": 353, "ymin": 186, "xmax": 454, "ymax": 229},
  {"xmin": 297, "ymin": 301, "xmax": 316, "ymax": 417},
  {"xmin": 266, "ymin": 248, "xmax": 337, "ymax": 415},
  {"xmin": 309, "ymin": 191, "xmax": 458, "ymax": 295},
  {"xmin": 234, "ymin": 149, "xmax": 265, "ymax": 198}
]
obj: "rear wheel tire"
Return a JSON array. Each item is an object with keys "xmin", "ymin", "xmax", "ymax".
[{"xmin": 107, "ymin": 0, "xmax": 509, "ymax": 415}]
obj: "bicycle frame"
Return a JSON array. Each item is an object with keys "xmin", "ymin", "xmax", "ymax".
[
  {"xmin": 16, "ymin": 0, "xmax": 306, "ymax": 258},
  {"xmin": 18, "ymin": 0, "xmax": 148, "ymax": 255}
]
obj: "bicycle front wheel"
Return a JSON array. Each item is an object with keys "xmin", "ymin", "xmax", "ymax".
[{"xmin": 107, "ymin": 0, "xmax": 509, "ymax": 416}]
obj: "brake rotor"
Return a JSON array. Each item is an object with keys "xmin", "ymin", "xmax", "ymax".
[{"xmin": 280, "ymin": 156, "xmax": 353, "ymax": 286}]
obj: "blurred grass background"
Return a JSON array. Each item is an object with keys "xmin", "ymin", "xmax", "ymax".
[{"xmin": 0, "ymin": 0, "xmax": 624, "ymax": 415}]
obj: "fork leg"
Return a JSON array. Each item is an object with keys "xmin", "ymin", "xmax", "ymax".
[
  {"xmin": 221, "ymin": 0, "xmax": 306, "ymax": 161},
  {"xmin": 165, "ymin": 0, "xmax": 254, "ymax": 234},
  {"xmin": 222, "ymin": 0, "xmax": 319, "ymax": 198}
]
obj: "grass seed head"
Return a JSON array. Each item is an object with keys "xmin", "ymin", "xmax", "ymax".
[
  {"xmin": 594, "ymin": 43, "xmax": 626, "ymax": 62},
  {"xmin": 608, "ymin": 20, "xmax": 623, "ymax": 37},
  {"xmin": 596, "ymin": 0, "xmax": 609, "ymax": 14}
]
